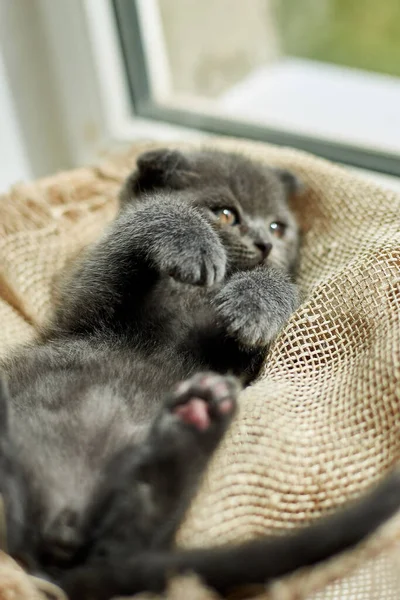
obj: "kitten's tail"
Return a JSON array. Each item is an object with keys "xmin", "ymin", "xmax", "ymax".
[
  {"xmin": 64, "ymin": 469, "xmax": 400, "ymax": 599},
  {"xmin": 165, "ymin": 468, "xmax": 400, "ymax": 593}
]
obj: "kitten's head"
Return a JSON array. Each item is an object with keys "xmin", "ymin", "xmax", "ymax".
[{"xmin": 122, "ymin": 148, "xmax": 303, "ymax": 274}]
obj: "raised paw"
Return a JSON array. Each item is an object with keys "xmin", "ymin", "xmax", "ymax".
[
  {"xmin": 165, "ymin": 237, "xmax": 226, "ymax": 287},
  {"xmin": 131, "ymin": 198, "xmax": 227, "ymax": 286},
  {"xmin": 166, "ymin": 372, "xmax": 240, "ymax": 433},
  {"xmin": 213, "ymin": 269, "xmax": 298, "ymax": 348}
]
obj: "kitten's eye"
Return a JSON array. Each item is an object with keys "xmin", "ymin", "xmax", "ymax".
[
  {"xmin": 270, "ymin": 221, "xmax": 287, "ymax": 238},
  {"xmin": 213, "ymin": 208, "xmax": 239, "ymax": 226}
]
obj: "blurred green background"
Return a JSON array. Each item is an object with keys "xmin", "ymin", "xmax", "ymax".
[
  {"xmin": 274, "ymin": 0, "xmax": 400, "ymax": 77},
  {"xmin": 159, "ymin": 0, "xmax": 400, "ymax": 97}
]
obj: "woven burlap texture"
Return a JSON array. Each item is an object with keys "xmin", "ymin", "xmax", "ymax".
[{"xmin": 0, "ymin": 138, "xmax": 399, "ymax": 600}]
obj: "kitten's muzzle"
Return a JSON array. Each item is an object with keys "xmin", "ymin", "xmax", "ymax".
[{"xmin": 255, "ymin": 241, "xmax": 272, "ymax": 260}]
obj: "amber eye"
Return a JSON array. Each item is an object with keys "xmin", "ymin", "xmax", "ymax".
[
  {"xmin": 214, "ymin": 208, "xmax": 239, "ymax": 226},
  {"xmin": 270, "ymin": 221, "xmax": 287, "ymax": 238}
]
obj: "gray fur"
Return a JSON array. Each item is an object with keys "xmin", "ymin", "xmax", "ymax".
[{"xmin": 0, "ymin": 149, "xmax": 301, "ymax": 581}]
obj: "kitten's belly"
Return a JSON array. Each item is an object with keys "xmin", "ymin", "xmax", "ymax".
[
  {"xmin": 5, "ymin": 338, "xmax": 193, "ymax": 529},
  {"xmin": 10, "ymin": 378, "xmax": 150, "ymax": 529}
]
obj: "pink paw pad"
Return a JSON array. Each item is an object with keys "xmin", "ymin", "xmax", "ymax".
[
  {"xmin": 218, "ymin": 399, "xmax": 234, "ymax": 414},
  {"xmin": 174, "ymin": 398, "xmax": 210, "ymax": 431}
]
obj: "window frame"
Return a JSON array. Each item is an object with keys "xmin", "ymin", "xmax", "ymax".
[
  {"xmin": 35, "ymin": 0, "xmax": 400, "ymax": 180},
  {"xmin": 112, "ymin": 0, "xmax": 400, "ymax": 177}
]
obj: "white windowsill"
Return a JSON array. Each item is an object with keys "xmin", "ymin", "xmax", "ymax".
[{"xmin": 219, "ymin": 58, "xmax": 400, "ymax": 158}]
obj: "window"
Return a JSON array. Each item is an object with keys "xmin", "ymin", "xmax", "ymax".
[
  {"xmin": 3, "ymin": 1, "xmax": 399, "ymax": 185},
  {"xmin": 113, "ymin": 0, "xmax": 400, "ymax": 175}
]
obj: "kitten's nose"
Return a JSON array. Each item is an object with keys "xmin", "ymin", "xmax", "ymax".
[{"xmin": 255, "ymin": 241, "xmax": 272, "ymax": 259}]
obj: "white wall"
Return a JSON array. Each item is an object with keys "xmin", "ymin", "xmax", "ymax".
[
  {"xmin": 0, "ymin": 0, "xmax": 76, "ymax": 192},
  {"xmin": 0, "ymin": 50, "xmax": 31, "ymax": 192}
]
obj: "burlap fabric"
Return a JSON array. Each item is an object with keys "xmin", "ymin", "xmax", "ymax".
[{"xmin": 0, "ymin": 138, "xmax": 399, "ymax": 600}]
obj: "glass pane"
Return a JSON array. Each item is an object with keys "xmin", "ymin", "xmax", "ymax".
[{"xmin": 139, "ymin": 0, "xmax": 400, "ymax": 156}]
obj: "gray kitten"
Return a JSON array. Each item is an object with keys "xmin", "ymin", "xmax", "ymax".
[{"xmin": 1, "ymin": 149, "xmax": 399, "ymax": 599}]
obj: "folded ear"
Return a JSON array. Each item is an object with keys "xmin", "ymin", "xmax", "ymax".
[
  {"xmin": 275, "ymin": 168, "xmax": 304, "ymax": 198},
  {"xmin": 120, "ymin": 149, "xmax": 194, "ymax": 205}
]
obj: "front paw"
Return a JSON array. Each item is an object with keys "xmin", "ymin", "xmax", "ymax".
[
  {"xmin": 132, "ymin": 198, "xmax": 227, "ymax": 286},
  {"xmin": 162, "ymin": 235, "xmax": 226, "ymax": 287},
  {"xmin": 213, "ymin": 268, "xmax": 298, "ymax": 348}
]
